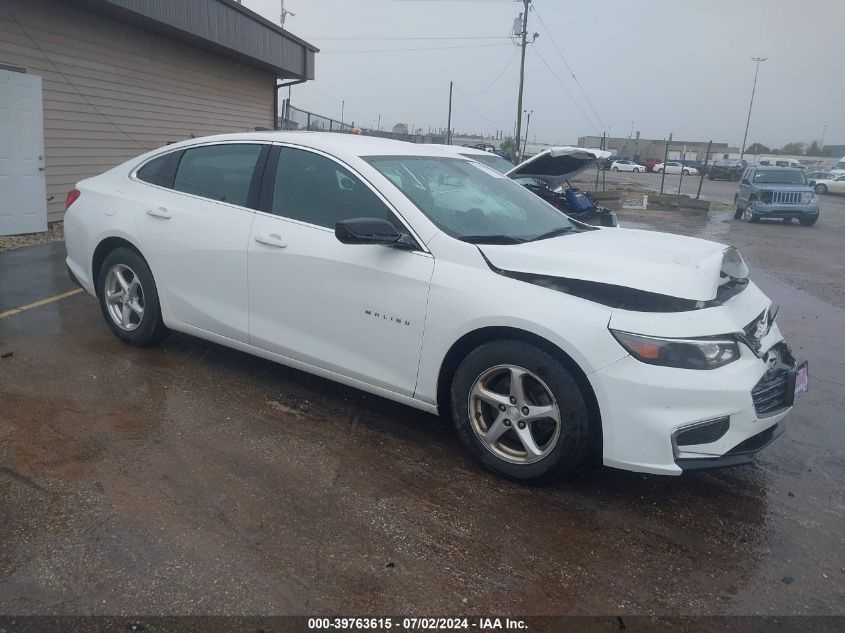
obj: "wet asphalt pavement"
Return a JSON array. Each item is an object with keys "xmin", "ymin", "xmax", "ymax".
[{"xmin": 1, "ymin": 190, "xmax": 844, "ymax": 616}]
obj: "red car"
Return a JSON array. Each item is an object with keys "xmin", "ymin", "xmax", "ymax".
[{"xmin": 644, "ymin": 159, "xmax": 662, "ymax": 173}]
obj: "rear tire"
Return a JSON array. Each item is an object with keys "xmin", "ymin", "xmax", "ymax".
[
  {"xmin": 450, "ymin": 340, "xmax": 594, "ymax": 482},
  {"xmin": 612, "ymin": 166, "xmax": 619, "ymax": 172},
  {"xmin": 97, "ymin": 247, "xmax": 167, "ymax": 346}
]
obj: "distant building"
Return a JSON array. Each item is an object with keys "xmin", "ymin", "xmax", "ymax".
[
  {"xmin": 577, "ymin": 136, "xmax": 738, "ymax": 162},
  {"xmin": 392, "ymin": 123, "xmax": 409, "ymax": 135}
]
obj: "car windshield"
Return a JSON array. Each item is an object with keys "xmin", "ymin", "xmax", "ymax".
[
  {"xmin": 365, "ymin": 155, "xmax": 577, "ymax": 242},
  {"xmin": 459, "ymin": 152, "xmax": 515, "ymax": 174},
  {"xmin": 753, "ymin": 169, "xmax": 808, "ymax": 185}
]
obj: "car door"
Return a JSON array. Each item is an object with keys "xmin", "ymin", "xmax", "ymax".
[
  {"xmin": 134, "ymin": 142, "xmax": 267, "ymax": 343},
  {"xmin": 737, "ymin": 168, "xmax": 753, "ymax": 206},
  {"xmin": 831, "ymin": 176, "xmax": 845, "ymax": 193},
  {"xmin": 247, "ymin": 145, "xmax": 434, "ymax": 397}
]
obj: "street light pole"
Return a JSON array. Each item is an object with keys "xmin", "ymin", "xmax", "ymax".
[
  {"xmin": 820, "ymin": 124, "xmax": 827, "ymax": 151},
  {"xmin": 740, "ymin": 57, "xmax": 767, "ymax": 161}
]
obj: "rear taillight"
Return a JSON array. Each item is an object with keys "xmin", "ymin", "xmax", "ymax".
[{"xmin": 66, "ymin": 188, "xmax": 81, "ymax": 210}]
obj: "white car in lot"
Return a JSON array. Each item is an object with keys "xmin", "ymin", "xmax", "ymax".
[
  {"xmin": 808, "ymin": 172, "xmax": 845, "ymax": 195},
  {"xmin": 654, "ymin": 161, "xmax": 699, "ymax": 175},
  {"xmin": 610, "ymin": 160, "xmax": 645, "ymax": 173},
  {"xmin": 64, "ymin": 132, "xmax": 806, "ymax": 481}
]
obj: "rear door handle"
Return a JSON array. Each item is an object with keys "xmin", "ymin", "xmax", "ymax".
[
  {"xmin": 146, "ymin": 207, "xmax": 171, "ymax": 219},
  {"xmin": 254, "ymin": 233, "xmax": 287, "ymax": 248}
]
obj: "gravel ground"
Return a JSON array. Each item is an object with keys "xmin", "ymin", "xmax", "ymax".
[{"xmin": 0, "ymin": 222, "xmax": 64, "ymax": 253}]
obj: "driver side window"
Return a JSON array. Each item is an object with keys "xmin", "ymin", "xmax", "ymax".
[{"xmin": 271, "ymin": 147, "xmax": 398, "ymax": 230}]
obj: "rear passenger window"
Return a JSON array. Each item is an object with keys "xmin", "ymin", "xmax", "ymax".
[
  {"xmin": 136, "ymin": 154, "xmax": 170, "ymax": 186},
  {"xmin": 271, "ymin": 147, "xmax": 396, "ymax": 229},
  {"xmin": 173, "ymin": 144, "xmax": 262, "ymax": 206}
]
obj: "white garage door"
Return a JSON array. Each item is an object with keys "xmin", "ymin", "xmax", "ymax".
[{"xmin": 0, "ymin": 69, "xmax": 47, "ymax": 236}]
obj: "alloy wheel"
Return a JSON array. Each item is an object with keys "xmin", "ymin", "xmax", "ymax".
[
  {"xmin": 104, "ymin": 264, "xmax": 145, "ymax": 331},
  {"xmin": 468, "ymin": 364, "xmax": 562, "ymax": 465}
]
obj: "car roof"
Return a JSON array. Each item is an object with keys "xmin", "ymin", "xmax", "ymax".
[
  {"xmin": 425, "ymin": 144, "xmax": 491, "ymax": 156},
  {"xmin": 147, "ymin": 131, "xmax": 460, "ymax": 160}
]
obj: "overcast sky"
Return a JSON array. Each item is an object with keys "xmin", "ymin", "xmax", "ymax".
[{"xmin": 244, "ymin": 0, "xmax": 843, "ymax": 148}]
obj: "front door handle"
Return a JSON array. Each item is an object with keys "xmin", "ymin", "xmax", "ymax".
[
  {"xmin": 146, "ymin": 207, "xmax": 171, "ymax": 219},
  {"xmin": 254, "ymin": 233, "xmax": 287, "ymax": 248}
]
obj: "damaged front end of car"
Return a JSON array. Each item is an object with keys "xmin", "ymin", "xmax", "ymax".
[{"xmin": 477, "ymin": 236, "xmax": 805, "ymax": 475}]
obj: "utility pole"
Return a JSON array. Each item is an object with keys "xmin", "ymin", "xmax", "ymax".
[
  {"xmin": 820, "ymin": 123, "xmax": 827, "ymax": 151},
  {"xmin": 740, "ymin": 57, "xmax": 767, "ymax": 160},
  {"xmin": 513, "ymin": 0, "xmax": 536, "ymax": 164},
  {"xmin": 341, "ymin": 100, "xmax": 345, "ymax": 126},
  {"xmin": 446, "ymin": 81, "xmax": 453, "ymax": 145}
]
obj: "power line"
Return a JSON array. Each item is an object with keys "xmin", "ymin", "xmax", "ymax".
[
  {"xmin": 532, "ymin": 4, "xmax": 608, "ymax": 134},
  {"xmin": 312, "ymin": 35, "xmax": 512, "ymax": 41},
  {"xmin": 453, "ymin": 85, "xmax": 509, "ymax": 128},
  {"xmin": 463, "ymin": 49, "xmax": 519, "ymax": 98},
  {"xmin": 530, "ymin": 44, "xmax": 601, "ymax": 134},
  {"xmin": 322, "ymin": 43, "xmax": 513, "ymax": 54}
]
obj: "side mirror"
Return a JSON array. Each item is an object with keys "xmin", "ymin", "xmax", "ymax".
[{"xmin": 335, "ymin": 217, "xmax": 414, "ymax": 249}]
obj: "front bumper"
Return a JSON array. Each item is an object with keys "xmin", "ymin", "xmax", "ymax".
[
  {"xmin": 590, "ymin": 331, "xmax": 795, "ymax": 476},
  {"xmin": 751, "ymin": 201, "xmax": 819, "ymax": 219}
]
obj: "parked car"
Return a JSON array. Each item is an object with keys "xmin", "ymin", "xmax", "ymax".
[
  {"xmin": 808, "ymin": 172, "xmax": 845, "ymax": 195},
  {"xmin": 758, "ymin": 158, "xmax": 804, "ymax": 169},
  {"xmin": 432, "ymin": 144, "xmax": 613, "ymax": 223},
  {"xmin": 654, "ymin": 161, "xmax": 698, "ymax": 175},
  {"xmin": 64, "ymin": 132, "xmax": 805, "ymax": 481},
  {"xmin": 805, "ymin": 170, "xmax": 833, "ymax": 181},
  {"xmin": 734, "ymin": 166, "xmax": 819, "ymax": 225},
  {"xmin": 644, "ymin": 158, "xmax": 662, "ymax": 173},
  {"xmin": 681, "ymin": 160, "xmax": 706, "ymax": 173},
  {"xmin": 610, "ymin": 159, "xmax": 645, "ymax": 173},
  {"xmin": 709, "ymin": 159, "xmax": 747, "ymax": 181}
]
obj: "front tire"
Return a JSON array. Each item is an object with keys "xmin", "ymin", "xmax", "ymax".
[
  {"xmin": 450, "ymin": 340, "xmax": 594, "ymax": 482},
  {"xmin": 683, "ymin": 169, "xmax": 691, "ymax": 175},
  {"xmin": 97, "ymin": 247, "xmax": 167, "ymax": 346},
  {"xmin": 612, "ymin": 166, "xmax": 619, "ymax": 172},
  {"xmin": 742, "ymin": 206, "xmax": 760, "ymax": 223},
  {"xmin": 815, "ymin": 184, "xmax": 828, "ymax": 194},
  {"xmin": 799, "ymin": 215, "xmax": 819, "ymax": 226}
]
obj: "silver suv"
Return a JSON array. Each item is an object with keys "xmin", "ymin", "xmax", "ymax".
[{"xmin": 734, "ymin": 166, "xmax": 819, "ymax": 226}]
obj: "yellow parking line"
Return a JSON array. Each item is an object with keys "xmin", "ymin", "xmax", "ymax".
[{"xmin": 0, "ymin": 288, "xmax": 84, "ymax": 320}]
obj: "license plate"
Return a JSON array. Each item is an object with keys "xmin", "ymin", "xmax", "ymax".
[{"xmin": 793, "ymin": 361, "xmax": 809, "ymax": 401}]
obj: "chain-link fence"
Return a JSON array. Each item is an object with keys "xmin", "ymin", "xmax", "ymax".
[{"xmin": 282, "ymin": 104, "xmax": 353, "ymax": 133}]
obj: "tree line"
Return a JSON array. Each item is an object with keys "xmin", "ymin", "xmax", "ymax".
[{"xmin": 745, "ymin": 141, "xmax": 834, "ymax": 157}]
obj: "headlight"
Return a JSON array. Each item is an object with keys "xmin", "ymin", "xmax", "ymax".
[
  {"xmin": 610, "ymin": 330, "xmax": 740, "ymax": 370},
  {"xmin": 801, "ymin": 192, "xmax": 816, "ymax": 204}
]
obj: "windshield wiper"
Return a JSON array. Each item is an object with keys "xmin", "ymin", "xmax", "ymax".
[
  {"xmin": 458, "ymin": 235, "xmax": 527, "ymax": 244},
  {"xmin": 531, "ymin": 226, "xmax": 578, "ymax": 241}
]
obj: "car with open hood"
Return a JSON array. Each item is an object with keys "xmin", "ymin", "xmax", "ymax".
[
  {"xmin": 64, "ymin": 132, "xmax": 806, "ymax": 482},
  {"xmin": 431, "ymin": 144, "xmax": 610, "ymax": 216}
]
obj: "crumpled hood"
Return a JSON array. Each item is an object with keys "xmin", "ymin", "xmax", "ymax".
[{"xmin": 479, "ymin": 228, "xmax": 735, "ymax": 301}]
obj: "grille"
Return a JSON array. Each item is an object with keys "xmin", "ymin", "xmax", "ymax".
[
  {"xmin": 767, "ymin": 191, "xmax": 802, "ymax": 204},
  {"xmin": 751, "ymin": 368, "xmax": 790, "ymax": 416}
]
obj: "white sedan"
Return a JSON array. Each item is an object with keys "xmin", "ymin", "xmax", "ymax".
[
  {"xmin": 809, "ymin": 173, "xmax": 845, "ymax": 194},
  {"xmin": 654, "ymin": 161, "xmax": 699, "ymax": 175},
  {"xmin": 64, "ymin": 132, "xmax": 803, "ymax": 480},
  {"xmin": 610, "ymin": 159, "xmax": 645, "ymax": 173}
]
